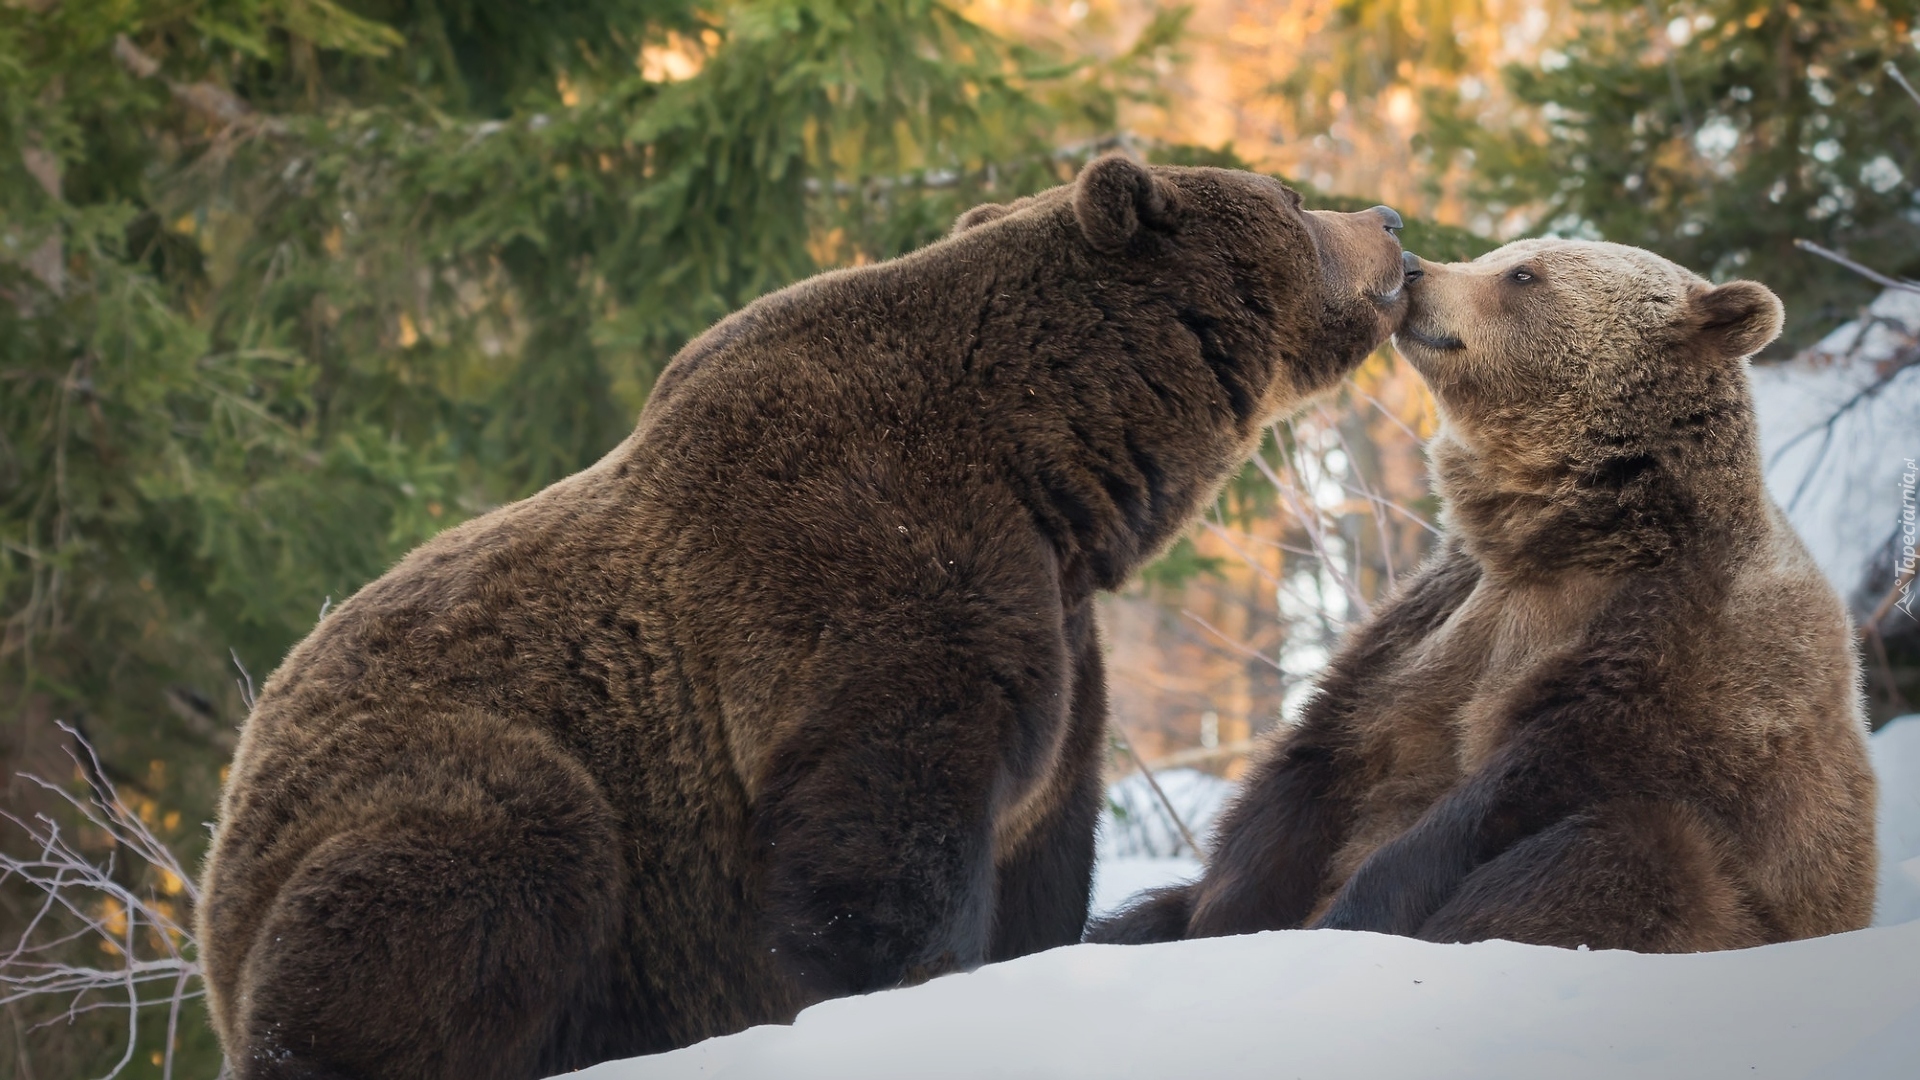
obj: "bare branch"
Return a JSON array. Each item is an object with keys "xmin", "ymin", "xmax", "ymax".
[
  {"xmin": 231, "ymin": 649, "xmax": 256, "ymax": 713},
  {"xmin": 1794, "ymin": 239, "xmax": 1920, "ymax": 295},
  {"xmin": 1, "ymin": 725, "xmax": 208, "ymax": 1075},
  {"xmin": 1887, "ymin": 62, "xmax": 1920, "ymax": 111}
]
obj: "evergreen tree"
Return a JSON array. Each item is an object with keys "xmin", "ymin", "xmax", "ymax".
[
  {"xmin": 0, "ymin": 2, "xmax": 1173, "ymax": 1070},
  {"xmin": 1465, "ymin": 0, "xmax": 1920, "ymax": 346}
]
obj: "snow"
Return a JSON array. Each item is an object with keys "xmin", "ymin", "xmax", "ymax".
[
  {"xmin": 1097, "ymin": 767, "xmax": 1233, "ymax": 859},
  {"xmin": 580, "ymin": 920, "xmax": 1920, "ymax": 1079},
  {"xmin": 1875, "ymin": 714, "xmax": 1920, "ymax": 927},
  {"xmin": 1088, "ymin": 855, "xmax": 1200, "ymax": 917},
  {"xmin": 1086, "ymin": 766, "xmax": 1219, "ymax": 915},
  {"xmin": 567, "ymin": 718, "xmax": 1920, "ymax": 1080},
  {"xmin": 1749, "ymin": 288, "xmax": 1920, "ymax": 598}
]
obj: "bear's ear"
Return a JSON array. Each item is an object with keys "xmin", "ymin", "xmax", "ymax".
[
  {"xmin": 1073, "ymin": 154, "xmax": 1182, "ymax": 254},
  {"xmin": 1688, "ymin": 280, "xmax": 1784, "ymax": 358},
  {"xmin": 952, "ymin": 202, "xmax": 1012, "ymax": 235}
]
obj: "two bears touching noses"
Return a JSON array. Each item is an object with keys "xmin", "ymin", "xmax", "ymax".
[{"xmin": 196, "ymin": 155, "xmax": 1876, "ymax": 1080}]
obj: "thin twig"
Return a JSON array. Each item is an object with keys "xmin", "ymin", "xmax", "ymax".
[
  {"xmin": 1795, "ymin": 239, "xmax": 1920, "ymax": 295},
  {"xmin": 1180, "ymin": 608, "xmax": 1286, "ymax": 672},
  {"xmin": 1110, "ymin": 726, "xmax": 1204, "ymax": 859},
  {"xmin": 1766, "ymin": 353, "xmax": 1920, "ymax": 510},
  {"xmin": 231, "ymin": 648, "xmax": 256, "ymax": 711},
  {"xmin": 1887, "ymin": 62, "xmax": 1920, "ymax": 111}
]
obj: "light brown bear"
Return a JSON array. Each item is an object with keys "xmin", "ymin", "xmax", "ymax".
[
  {"xmin": 1089, "ymin": 239, "xmax": 1877, "ymax": 951},
  {"xmin": 195, "ymin": 156, "xmax": 1409, "ymax": 1079}
]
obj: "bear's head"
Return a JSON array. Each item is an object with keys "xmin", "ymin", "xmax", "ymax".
[
  {"xmin": 954, "ymin": 155, "xmax": 1411, "ymax": 426},
  {"xmin": 1396, "ymin": 239, "xmax": 1783, "ymax": 574},
  {"xmin": 944, "ymin": 156, "xmax": 1410, "ymax": 586}
]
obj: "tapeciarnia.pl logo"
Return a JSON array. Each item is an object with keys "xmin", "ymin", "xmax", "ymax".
[{"xmin": 1899, "ymin": 458, "xmax": 1917, "ymax": 620}]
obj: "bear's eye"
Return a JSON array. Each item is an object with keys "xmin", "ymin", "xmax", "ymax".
[{"xmin": 1509, "ymin": 267, "xmax": 1536, "ymax": 284}]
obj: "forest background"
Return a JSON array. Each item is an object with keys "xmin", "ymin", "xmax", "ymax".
[{"xmin": 4, "ymin": 0, "xmax": 1918, "ymax": 1074}]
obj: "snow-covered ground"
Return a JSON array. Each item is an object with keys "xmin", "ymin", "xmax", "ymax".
[
  {"xmin": 572, "ymin": 717, "xmax": 1920, "ymax": 1079},
  {"xmin": 586, "ymin": 918, "xmax": 1920, "ymax": 1080}
]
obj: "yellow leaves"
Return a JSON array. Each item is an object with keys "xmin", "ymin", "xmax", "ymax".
[
  {"xmin": 219, "ymin": 764, "xmax": 231, "ymax": 786},
  {"xmin": 808, "ymin": 226, "xmax": 847, "ymax": 267},
  {"xmin": 159, "ymin": 867, "xmax": 186, "ymax": 897},
  {"xmin": 97, "ymin": 897, "xmax": 128, "ymax": 954},
  {"xmin": 805, "ymin": 227, "xmax": 874, "ymax": 268},
  {"xmin": 1746, "ymin": 9, "xmax": 1767, "ymax": 27},
  {"xmin": 558, "ymin": 72, "xmax": 582, "ymax": 108},
  {"xmin": 162, "ymin": 809, "xmax": 180, "ymax": 831},
  {"xmin": 323, "ymin": 224, "xmax": 345, "ymax": 257},
  {"xmin": 639, "ymin": 31, "xmax": 707, "ymax": 83},
  {"xmin": 1384, "ymin": 85, "xmax": 1420, "ymax": 128},
  {"xmin": 397, "ymin": 311, "xmax": 420, "ymax": 348}
]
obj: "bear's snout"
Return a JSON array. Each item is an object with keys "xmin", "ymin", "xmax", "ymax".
[{"xmin": 1304, "ymin": 204, "xmax": 1407, "ymax": 305}]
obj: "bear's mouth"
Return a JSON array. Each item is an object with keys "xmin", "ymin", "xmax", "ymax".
[{"xmin": 1394, "ymin": 323, "xmax": 1465, "ymax": 353}]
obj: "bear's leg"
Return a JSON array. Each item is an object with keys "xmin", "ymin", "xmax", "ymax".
[
  {"xmin": 989, "ymin": 608, "xmax": 1108, "ymax": 961},
  {"xmin": 755, "ymin": 631, "xmax": 1080, "ymax": 997},
  {"xmin": 1099, "ymin": 542, "xmax": 1481, "ymax": 945},
  {"xmin": 227, "ymin": 724, "xmax": 624, "ymax": 1080},
  {"xmin": 1415, "ymin": 800, "xmax": 1762, "ymax": 953},
  {"xmin": 756, "ymin": 728, "xmax": 997, "ymax": 995}
]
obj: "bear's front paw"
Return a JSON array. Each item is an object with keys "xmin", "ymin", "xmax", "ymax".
[
  {"xmin": 1309, "ymin": 855, "xmax": 1439, "ymax": 937},
  {"xmin": 1309, "ymin": 892, "xmax": 1390, "ymax": 934}
]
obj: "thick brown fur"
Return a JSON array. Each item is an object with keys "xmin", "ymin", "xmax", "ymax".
[
  {"xmin": 1088, "ymin": 239, "xmax": 1876, "ymax": 953},
  {"xmin": 196, "ymin": 157, "xmax": 1409, "ymax": 1078}
]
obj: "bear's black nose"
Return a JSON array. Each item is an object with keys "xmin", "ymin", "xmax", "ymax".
[
  {"xmin": 1402, "ymin": 250, "xmax": 1424, "ymax": 280},
  {"xmin": 1372, "ymin": 205, "xmax": 1404, "ymax": 232}
]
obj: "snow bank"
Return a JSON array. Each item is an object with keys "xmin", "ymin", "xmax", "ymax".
[
  {"xmin": 1875, "ymin": 714, "xmax": 1920, "ymax": 926},
  {"xmin": 580, "ymin": 919, "xmax": 1920, "ymax": 1080}
]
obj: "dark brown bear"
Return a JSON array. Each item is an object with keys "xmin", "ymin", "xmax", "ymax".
[
  {"xmin": 1089, "ymin": 239, "xmax": 1877, "ymax": 952},
  {"xmin": 196, "ymin": 156, "xmax": 1409, "ymax": 1078}
]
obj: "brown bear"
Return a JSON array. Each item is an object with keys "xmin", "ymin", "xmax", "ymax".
[
  {"xmin": 196, "ymin": 155, "xmax": 1410, "ymax": 1079},
  {"xmin": 1088, "ymin": 239, "xmax": 1877, "ymax": 952}
]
